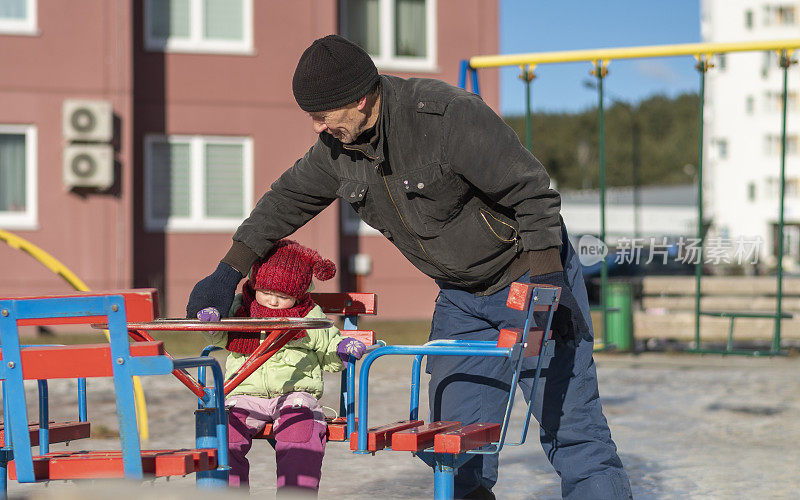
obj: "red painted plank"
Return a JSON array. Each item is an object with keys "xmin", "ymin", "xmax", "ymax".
[
  {"xmin": 497, "ymin": 328, "xmax": 549, "ymax": 356},
  {"xmin": 506, "ymin": 282, "xmax": 533, "ymax": 311},
  {"xmin": 145, "ymin": 448, "xmax": 217, "ymax": 471},
  {"xmin": 6, "ymin": 289, "xmax": 159, "ymax": 326},
  {"xmin": 391, "ymin": 421, "xmax": 461, "ymax": 451},
  {"xmin": 311, "ymin": 293, "xmax": 377, "ymax": 316},
  {"xmin": 0, "ymin": 421, "xmax": 90, "ymax": 446},
  {"xmin": 254, "ymin": 417, "xmax": 354, "ymax": 442},
  {"xmin": 349, "ymin": 420, "xmax": 424, "ymax": 451},
  {"xmin": 327, "ymin": 417, "xmax": 351, "ymax": 442},
  {"xmin": 0, "ymin": 341, "xmax": 165, "ymax": 379},
  {"xmin": 433, "ymin": 423, "xmax": 502, "ymax": 454},
  {"xmin": 8, "ymin": 449, "xmax": 217, "ymax": 480},
  {"xmin": 339, "ymin": 330, "xmax": 375, "ymax": 346},
  {"xmin": 505, "ymin": 282, "xmax": 561, "ymax": 311}
]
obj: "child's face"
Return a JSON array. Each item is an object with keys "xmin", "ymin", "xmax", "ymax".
[{"xmin": 255, "ymin": 289, "xmax": 297, "ymax": 310}]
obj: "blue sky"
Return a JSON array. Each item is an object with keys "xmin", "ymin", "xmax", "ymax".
[{"xmin": 498, "ymin": 0, "xmax": 701, "ymax": 115}]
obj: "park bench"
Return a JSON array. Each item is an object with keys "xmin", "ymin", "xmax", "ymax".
[
  {"xmin": 0, "ymin": 290, "xmax": 228, "ymax": 492},
  {"xmin": 638, "ymin": 275, "xmax": 800, "ymax": 350}
]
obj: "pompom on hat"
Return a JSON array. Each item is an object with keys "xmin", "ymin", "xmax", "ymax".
[{"xmin": 249, "ymin": 239, "xmax": 336, "ymax": 302}]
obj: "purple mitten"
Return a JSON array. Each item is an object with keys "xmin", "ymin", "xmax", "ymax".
[
  {"xmin": 337, "ymin": 337, "xmax": 366, "ymax": 361},
  {"xmin": 197, "ymin": 307, "xmax": 220, "ymax": 322}
]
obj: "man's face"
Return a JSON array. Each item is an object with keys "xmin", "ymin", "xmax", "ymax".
[{"xmin": 308, "ymin": 99, "xmax": 367, "ymax": 144}]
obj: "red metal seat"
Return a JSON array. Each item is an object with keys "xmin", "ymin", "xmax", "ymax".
[
  {"xmin": 0, "ymin": 289, "xmax": 229, "ymax": 488},
  {"xmin": 0, "ymin": 421, "xmax": 90, "ymax": 447},
  {"xmin": 0, "ymin": 341, "xmax": 165, "ymax": 379},
  {"xmin": 349, "ymin": 281, "xmax": 560, "ymax": 470},
  {"xmin": 348, "ymin": 420, "xmax": 424, "ymax": 452},
  {"xmin": 8, "ymin": 448, "xmax": 218, "ymax": 480}
]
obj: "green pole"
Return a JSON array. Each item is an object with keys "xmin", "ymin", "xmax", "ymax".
[
  {"xmin": 595, "ymin": 61, "xmax": 609, "ymax": 347},
  {"xmin": 522, "ymin": 65, "xmax": 533, "ymax": 152},
  {"xmin": 775, "ymin": 50, "xmax": 792, "ymax": 353},
  {"xmin": 694, "ymin": 57, "xmax": 707, "ymax": 349}
]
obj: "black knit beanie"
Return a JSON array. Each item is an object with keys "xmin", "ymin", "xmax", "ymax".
[{"xmin": 292, "ymin": 34, "xmax": 380, "ymax": 112}]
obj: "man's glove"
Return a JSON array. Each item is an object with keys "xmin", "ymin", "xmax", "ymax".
[
  {"xmin": 530, "ymin": 271, "xmax": 590, "ymax": 344},
  {"xmin": 336, "ymin": 337, "xmax": 367, "ymax": 361},
  {"xmin": 186, "ymin": 262, "xmax": 243, "ymax": 319}
]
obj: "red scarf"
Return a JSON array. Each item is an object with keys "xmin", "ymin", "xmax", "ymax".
[{"xmin": 226, "ymin": 281, "xmax": 315, "ymax": 355}]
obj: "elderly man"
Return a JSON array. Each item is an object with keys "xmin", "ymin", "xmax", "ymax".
[{"xmin": 187, "ymin": 34, "xmax": 631, "ymax": 499}]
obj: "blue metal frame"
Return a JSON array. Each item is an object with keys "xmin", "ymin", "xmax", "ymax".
[
  {"xmin": 346, "ymin": 285, "xmax": 558, "ymax": 499},
  {"xmin": 0, "ymin": 294, "xmax": 229, "ymax": 494},
  {"xmin": 458, "ymin": 60, "xmax": 481, "ymax": 95}
]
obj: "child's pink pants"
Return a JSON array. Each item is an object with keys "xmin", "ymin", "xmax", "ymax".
[{"xmin": 226, "ymin": 392, "xmax": 327, "ymax": 492}]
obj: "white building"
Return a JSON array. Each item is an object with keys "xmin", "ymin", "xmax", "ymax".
[
  {"xmin": 560, "ymin": 184, "xmax": 697, "ymax": 243},
  {"xmin": 702, "ymin": 0, "xmax": 800, "ymax": 266}
]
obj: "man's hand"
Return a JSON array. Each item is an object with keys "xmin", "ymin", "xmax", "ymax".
[
  {"xmin": 530, "ymin": 271, "xmax": 590, "ymax": 344},
  {"xmin": 186, "ymin": 262, "xmax": 243, "ymax": 319},
  {"xmin": 336, "ymin": 337, "xmax": 367, "ymax": 361}
]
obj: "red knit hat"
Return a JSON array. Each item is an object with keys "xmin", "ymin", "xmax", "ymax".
[{"xmin": 249, "ymin": 239, "xmax": 336, "ymax": 301}]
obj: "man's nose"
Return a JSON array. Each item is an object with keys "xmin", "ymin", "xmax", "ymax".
[{"xmin": 312, "ymin": 120, "xmax": 327, "ymax": 134}]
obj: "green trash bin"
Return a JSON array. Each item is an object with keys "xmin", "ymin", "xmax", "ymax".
[{"xmin": 605, "ymin": 282, "xmax": 633, "ymax": 351}]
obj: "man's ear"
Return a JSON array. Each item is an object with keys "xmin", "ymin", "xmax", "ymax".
[{"xmin": 356, "ymin": 95, "xmax": 368, "ymax": 111}]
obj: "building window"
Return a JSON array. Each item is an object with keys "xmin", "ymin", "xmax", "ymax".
[
  {"xmin": 761, "ymin": 50, "xmax": 777, "ymax": 78},
  {"xmin": 746, "ymin": 95, "xmax": 755, "ymax": 114},
  {"xmin": 0, "ymin": 125, "xmax": 37, "ymax": 229},
  {"xmin": 144, "ymin": 0, "xmax": 253, "ymax": 54},
  {"xmin": 340, "ymin": 0, "xmax": 437, "ymax": 72},
  {"xmin": 745, "ymin": 9, "xmax": 754, "ymax": 28},
  {"xmin": 144, "ymin": 135, "xmax": 253, "ymax": 232},
  {"xmin": 764, "ymin": 134, "xmax": 799, "ymax": 156},
  {"xmin": 714, "ymin": 138, "xmax": 728, "ymax": 159},
  {"xmin": 0, "ymin": 0, "xmax": 37, "ymax": 35},
  {"xmin": 764, "ymin": 4, "xmax": 796, "ymax": 25},
  {"xmin": 747, "ymin": 182, "xmax": 756, "ymax": 201},
  {"xmin": 764, "ymin": 90, "xmax": 798, "ymax": 112},
  {"xmin": 717, "ymin": 53, "xmax": 726, "ymax": 70}
]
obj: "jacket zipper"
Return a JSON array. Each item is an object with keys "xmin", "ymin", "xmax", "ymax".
[
  {"xmin": 479, "ymin": 208, "xmax": 519, "ymax": 243},
  {"xmin": 343, "ymin": 145, "xmax": 469, "ymax": 287}
]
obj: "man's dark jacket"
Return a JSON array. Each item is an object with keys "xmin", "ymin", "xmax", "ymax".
[{"xmin": 225, "ymin": 75, "xmax": 562, "ymax": 293}]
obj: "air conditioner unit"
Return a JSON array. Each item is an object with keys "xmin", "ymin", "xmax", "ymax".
[
  {"xmin": 63, "ymin": 144, "xmax": 114, "ymax": 190},
  {"xmin": 62, "ymin": 99, "xmax": 113, "ymax": 142}
]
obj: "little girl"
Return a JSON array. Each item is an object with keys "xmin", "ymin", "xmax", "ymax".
[{"xmin": 198, "ymin": 239, "xmax": 366, "ymax": 495}]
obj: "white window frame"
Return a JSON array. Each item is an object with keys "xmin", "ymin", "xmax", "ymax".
[
  {"xmin": 0, "ymin": 124, "xmax": 38, "ymax": 230},
  {"xmin": 144, "ymin": 134, "xmax": 253, "ymax": 232},
  {"xmin": 143, "ymin": 0, "xmax": 253, "ymax": 55},
  {"xmin": 340, "ymin": 0, "xmax": 438, "ymax": 73},
  {"xmin": 0, "ymin": 0, "xmax": 38, "ymax": 36}
]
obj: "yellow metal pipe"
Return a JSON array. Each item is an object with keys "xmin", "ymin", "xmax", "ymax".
[
  {"xmin": 470, "ymin": 39, "xmax": 800, "ymax": 68},
  {"xmin": 0, "ymin": 229, "xmax": 150, "ymax": 440}
]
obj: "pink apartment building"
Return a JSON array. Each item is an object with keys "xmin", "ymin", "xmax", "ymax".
[{"xmin": 0, "ymin": 0, "xmax": 499, "ymax": 319}]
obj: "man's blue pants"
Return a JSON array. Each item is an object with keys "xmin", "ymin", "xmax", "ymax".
[{"xmin": 427, "ymin": 228, "xmax": 632, "ymax": 499}]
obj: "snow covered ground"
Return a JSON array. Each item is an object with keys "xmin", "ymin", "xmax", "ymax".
[{"xmin": 7, "ymin": 352, "xmax": 800, "ymax": 499}]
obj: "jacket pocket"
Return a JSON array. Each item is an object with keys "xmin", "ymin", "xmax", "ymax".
[
  {"xmin": 336, "ymin": 179, "xmax": 384, "ymax": 232},
  {"xmin": 401, "ymin": 163, "xmax": 469, "ymax": 235},
  {"xmin": 477, "ymin": 207, "xmax": 518, "ymax": 247}
]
